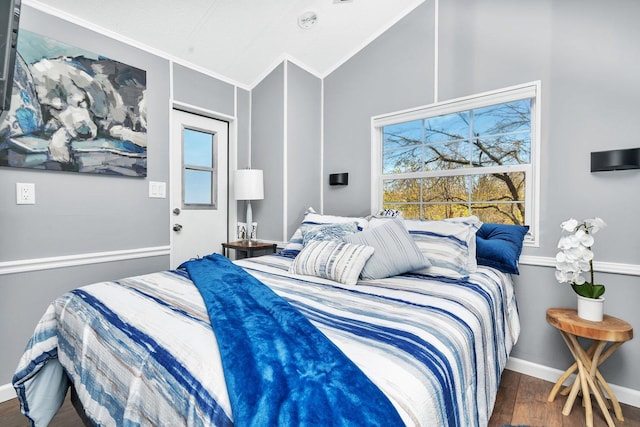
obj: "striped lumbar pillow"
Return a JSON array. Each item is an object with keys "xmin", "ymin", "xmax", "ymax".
[{"xmin": 289, "ymin": 240, "xmax": 374, "ymax": 286}]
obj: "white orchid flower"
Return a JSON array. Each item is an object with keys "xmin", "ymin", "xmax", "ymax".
[
  {"xmin": 578, "ymin": 233, "xmax": 594, "ymax": 247},
  {"xmin": 572, "ymin": 273, "xmax": 586, "ymax": 285},
  {"xmin": 555, "ymin": 217, "xmax": 606, "ymax": 299},
  {"xmin": 580, "ymin": 248, "xmax": 594, "ymax": 262},
  {"xmin": 555, "ymin": 270, "xmax": 569, "ymax": 283},
  {"xmin": 561, "ymin": 218, "xmax": 579, "ymax": 232},
  {"xmin": 586, "ymin": 217, "xmax": 607, "ymax": 234},
  {"xmin": 557, "ymin": 236, "xmax": 573, "ymax": 250}
]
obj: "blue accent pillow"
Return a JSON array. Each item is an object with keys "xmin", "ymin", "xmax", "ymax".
[{"xmin": 476, "ymin": 223, "xmax": 529, "ymax": 274}]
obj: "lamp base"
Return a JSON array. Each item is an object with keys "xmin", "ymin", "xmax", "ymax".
[{"xmin": 246, "ymin": 201, "xmax": 254, "ymax": 242}]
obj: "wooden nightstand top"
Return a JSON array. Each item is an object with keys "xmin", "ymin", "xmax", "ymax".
[
  {"xmin": 222, "ymin": 240, "xmax": 277, "ymax": 250},
  {"xmin": 546, "ymin": 308, "xmax": 633, "ymax": 342}
]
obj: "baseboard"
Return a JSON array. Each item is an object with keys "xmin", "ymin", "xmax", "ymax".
[
  {"xmin": 506, "ymin": 356, "xmax": 640, "ymax": 408},
  {"xmin": 0, "ymin": 382, "xmax": 16, "ymax": 403}
]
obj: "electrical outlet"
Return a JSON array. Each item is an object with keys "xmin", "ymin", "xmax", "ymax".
[{"xmin": 16, "ymin": 183, "xmax": 35, "ymax": 205}]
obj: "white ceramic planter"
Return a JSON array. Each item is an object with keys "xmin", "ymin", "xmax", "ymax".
[{"xmin": 577, "ymin": 295, "xmax": 605, "ymax": 322}]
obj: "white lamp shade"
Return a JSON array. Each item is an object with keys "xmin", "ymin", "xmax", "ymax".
[{"xmin": 234, "ymin": 169, "xmax": 264, "ymax": 200}]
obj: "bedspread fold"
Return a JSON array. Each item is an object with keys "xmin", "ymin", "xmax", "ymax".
[{"xmin": 180, "ymin": 254, "xmax": 404, "ymax": 427}]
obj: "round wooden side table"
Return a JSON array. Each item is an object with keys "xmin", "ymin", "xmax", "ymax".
[{"xmin": 546, "ymin": 308, "xmax": 633, "ymax": 427}]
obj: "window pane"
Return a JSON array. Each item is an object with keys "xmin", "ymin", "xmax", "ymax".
[
  {"xmin": 471, "ymin": 203, "xmax": 524, "ymax": 225},
  {"xmin": 383, "ymin": 146, "xmax": 423, "ymax": 174},
  {"xmin": 383, "ymin": 121, "xmax": 422, "ymax": 150},
  {"xmin": 424, "ymin": 140, "xmax": 471, "ymax": 170},
  {"xmin": 422, "ymin": 176, "xmax": 469, "ymax": 203},
  {"xmin": 383, "ymin": 179, "xmax": 420, "ymax": 203},
  {"xmin": 473, "ymin": 99, "xmax": 531, "ymax": 137},
  {"xmin": 424, "ymin": 112, "xmax": 469, "ymax": 143},
  {"xmin": 422, "ymin": 203, "xmax": 470, "ymax": 220},
  {"xmin": 383, "ymin": 121, "xmax": 422, "ymax": 174},
  {"xmin": 470, "ymin": 172, "xmax": 525, "ymax": 202},
  {"xmin": 471, "ymin": 134, "xmax": 530, "ymax": 167},
  {"xmin": 470, "ymin": 172, "xmax": 525, "ymax": 225},
  {"xmin": 184, "ymin": 169, "xmax": 212, "ymax": 205},
  {"xmin": 184, "ymin": 128, "xmax": 213, "ymax": 168}
]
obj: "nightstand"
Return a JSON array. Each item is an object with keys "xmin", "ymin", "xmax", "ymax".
[
  {"xmin": 221, "ymin": 240, "xmax": 277, "ymax": 259},
  {"xmin": 546, "ymin": 308, "xmax": 633, "ymax": 427}
]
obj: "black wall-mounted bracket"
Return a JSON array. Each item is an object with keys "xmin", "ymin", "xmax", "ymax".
[
  {"xmin": 329, "ymin": 173, "xmax": 349, "ymax": 186},
  {"xmin": 590, "ymin": 148, "xmax": 640, "ymax": 172}
]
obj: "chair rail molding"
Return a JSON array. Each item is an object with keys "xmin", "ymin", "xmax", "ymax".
[
  {"xmin": 520, "ymin": 255, "xmax": 640, "ymax": 277},
  {"xmin": 0, "ymin": 246, "xmax": 170, "ymax": 276}
]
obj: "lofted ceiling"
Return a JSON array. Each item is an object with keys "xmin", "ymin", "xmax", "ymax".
[{"xmin": 27, "ymin": 0, "xmax": 426, "ymax": 89}]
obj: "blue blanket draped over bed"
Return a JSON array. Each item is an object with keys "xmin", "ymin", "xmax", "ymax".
[{"xmin": 180, "ymin": 254, "xmax": 403, "ymax": 427}]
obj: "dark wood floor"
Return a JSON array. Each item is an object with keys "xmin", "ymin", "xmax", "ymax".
[
  {"xmin": 2, "ymin": 370, "xmax": 639, "ymax": 426},
  {"xmin": 489, "ymin": 370, "xmax": 640, "ymax": 427}
]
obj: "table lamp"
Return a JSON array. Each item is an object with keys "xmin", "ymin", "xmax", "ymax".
[{"xmin": 234, "ymin": 169, "xmax": 264, "ymax": 241}]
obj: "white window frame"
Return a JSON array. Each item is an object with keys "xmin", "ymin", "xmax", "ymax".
[{"xmin": 371, "ymin": 81, "xmax": 541, "ymax": 246}]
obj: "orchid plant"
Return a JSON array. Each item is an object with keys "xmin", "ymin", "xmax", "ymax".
[{"xmin": 555, "ymin": 217, "xmax": 607, "ymax": 299}]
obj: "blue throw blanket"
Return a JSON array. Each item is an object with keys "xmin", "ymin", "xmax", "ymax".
[{"xmin": 180, "ymin": 254, "xmax": 404, "ymax": 427}]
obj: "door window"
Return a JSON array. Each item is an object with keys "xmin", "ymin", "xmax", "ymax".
[{"xmin": 183, "ymin": 128, "xmax": 216, "ymax": 208}]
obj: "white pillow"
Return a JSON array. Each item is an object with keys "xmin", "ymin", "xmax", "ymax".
[{"xmin": 288, "ymin": 240, "xmax": 374, "ymax": 286}]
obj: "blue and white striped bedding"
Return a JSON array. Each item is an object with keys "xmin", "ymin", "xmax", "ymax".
[{"xmin": 13, "ymin": 254, "xmax": 519, "ymax": 426}]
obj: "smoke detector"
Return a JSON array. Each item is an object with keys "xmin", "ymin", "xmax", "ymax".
[{"xmin": 298, "ymin": 11, "xmax": 318, "ymax": 29}]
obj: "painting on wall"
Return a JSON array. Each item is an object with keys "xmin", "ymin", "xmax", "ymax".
[{"xmin": 0, "ymin": 30, "xmax": 147, "ymax": 176}]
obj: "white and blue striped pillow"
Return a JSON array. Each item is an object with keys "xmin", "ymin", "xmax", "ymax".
[
  {"xmin": 343, "ymin": 218, "xmax": 429, "ymax": 280},
  {"xmin": 288, "ymin": 240, "xmax": 374, "ymax": 286},
  {"xmin": 281, "ymin": 208, "xmax": 368, "ymax": 258},
  {"xmin": 301, "ymin": 222, "xmax": 358, "ymax": 246},
  {"xmin": 402, "ymin": 219, "xmax": 479, "ymax": 279}
]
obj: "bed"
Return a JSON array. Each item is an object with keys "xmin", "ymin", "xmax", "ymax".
[{"xmin": 13, "ymin": 213, "xmax": 526, "ymax": 427}]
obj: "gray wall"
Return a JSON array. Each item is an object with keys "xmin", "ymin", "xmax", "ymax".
[
  {"xmin": 323, "ymin": 0, "xmax": 640, "ymax": 392},
  {"xmin": 1, "ymin": 6, "xmax": 171, "ymax": 260},
  {"xmin": 323, "ymin": 3, "xmax": 435, "ymax": 217},
  {"xmin": 252, "ymin": 62, "xmax": 321, "ymax": 241},
  {"xmin": 237, "ymin": 88, "xmax": 251, "ymax": 170},
  {"xmin": 0, "ymin": 5, "xmax": 249, "ymax": 385},
  {"xmin": 251, "ymin": 63, "xmax": 285, "ymax": 241},
  {"xmin": 286, "ymin": 63, "xmax": 321, "ymax": 239},
  {"xmin": 173, "ymin": 64, "xmax": 236, "ymax": 118}
]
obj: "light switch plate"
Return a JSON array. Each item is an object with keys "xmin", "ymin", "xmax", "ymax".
[
  {"xmin": 149, "ymin": 181, "xmax": 166, "ymax": 198},
  {"xmin": 16, "ymin": 183, "xmax": 35, "ymax": 204}
]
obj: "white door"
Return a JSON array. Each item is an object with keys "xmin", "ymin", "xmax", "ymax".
[{"xmin": 170, "ymin": 109, "xmax": 228, "ymax": 268}]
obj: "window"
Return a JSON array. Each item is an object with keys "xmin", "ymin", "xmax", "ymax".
[
  {"xmin": 372, "ymin": 82, "xmax": 540, "ymax": 244},
  {"xmin": 183, "ymin": 127, "xmax": 217, "ymax": 208}
]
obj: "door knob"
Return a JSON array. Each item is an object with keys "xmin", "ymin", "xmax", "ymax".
[
  {"xmin": 173, "ymin": 208, "xmax": 181, "ymax": 215},
  {"xmin": 173, "ymin": 223, "xmax": 183, "ymax": 232}
]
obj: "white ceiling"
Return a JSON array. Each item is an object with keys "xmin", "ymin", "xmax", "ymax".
[{"xmin": 27, "ymin": 0, "xmax": 426, "ymax": 89}]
